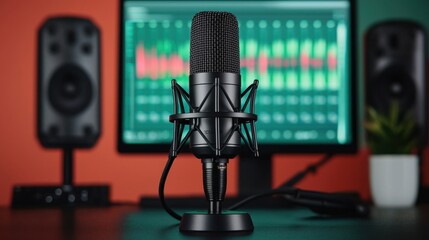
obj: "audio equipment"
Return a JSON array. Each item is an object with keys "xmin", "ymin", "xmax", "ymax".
[
  {"xmin": 365, "ymin": 20, "xmax": 427, "ymax": 147},
  {"xmin": 12, "ymin": 17, "xmax": 109, "ymax": 208},
  {"xmin": 158, "ymin": 11, "xmax": 369, "ymax": 231},
  {"xmin": 38, "ymin": 17, "xmax": 100, "ymax": 148},
  {"xmin": 159, "ymin": 11, "xmax": 259, "ymax": 232}
]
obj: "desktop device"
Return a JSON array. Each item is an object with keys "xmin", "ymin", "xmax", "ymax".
[
  {"xmin": 118, "ymin": 0, "xmax": 357, "ymax": 194},
  {"xmin": 12, "ymin": 17, "xmax": 109, "ymax": 207}
]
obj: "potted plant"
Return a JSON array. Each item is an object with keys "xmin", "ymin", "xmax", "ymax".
[{"xmin": 365, "ymin": 102, "xmax": 419, "ymax": 207}]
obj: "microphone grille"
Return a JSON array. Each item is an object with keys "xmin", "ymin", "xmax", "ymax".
[{"xmin": 190, "ymin": 11, "xmax": 240, "ymax": 74}]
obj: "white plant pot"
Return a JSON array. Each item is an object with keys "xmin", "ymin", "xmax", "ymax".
[{"xmin": 370, "ymin": 155, "xmax": 419, "ymax": 207}]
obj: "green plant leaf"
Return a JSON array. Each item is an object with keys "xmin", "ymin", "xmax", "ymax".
[{"xmin": 364, "ymin": 102, "xmax": 418, "ymax": 155}]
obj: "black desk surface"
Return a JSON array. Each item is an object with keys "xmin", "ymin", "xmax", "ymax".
[{"xmin": 1, "ymin": 205, "xmax": 428, "ymax": 240}]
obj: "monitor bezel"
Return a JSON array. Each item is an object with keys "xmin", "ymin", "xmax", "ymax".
[{"xmin": 117, "ymin": 0, "xmax": 358, "ymax": 153}]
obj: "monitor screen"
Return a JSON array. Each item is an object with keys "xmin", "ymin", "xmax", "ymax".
[{"xmin": 118, "ymin": 0, "xmax": 357, "ymax": 153}]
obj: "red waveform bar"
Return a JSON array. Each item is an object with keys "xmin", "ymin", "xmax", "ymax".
[
  {"xmin": 136, "ymin": 44, "xmax": 189, "ymax": 79},
  {"xmin": 258, "ymin": 52, "xmax": 268, "ymax": 73},
  {"xmin": 327, "ymin": 53, "xmax": 337, "ymax": 70},
  {"xmin": 136, "ymin": 45, "xmax": 146, "ymax": 77},
  {"xmin": 137, "ymin": 44, "xmax": 338, "ymax": 78}
]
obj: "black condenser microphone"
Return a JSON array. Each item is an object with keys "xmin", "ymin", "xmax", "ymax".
[
  {"xmin": 167, "ymin": 11, "xmax": 259, "ymax": 232},
  {"xmin": 189, "ymin": 12, "xmax": 241, "ymax": 217},
  {"xmin": 161, "ymin": 12, "xmax": 367, "ymax": 232},
  {"xmin": 189, "ymin": 11, "xmax": 241, "ymax": 160}
]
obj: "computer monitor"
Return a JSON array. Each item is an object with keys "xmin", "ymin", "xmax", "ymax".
[{"xmin": 118, "ymin": 0, "xmax": 357, "ymax": 154}]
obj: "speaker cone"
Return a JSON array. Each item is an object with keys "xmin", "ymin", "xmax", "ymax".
[
  {"xmin": 48, "ymin": 64, "xmax": 93, "ymax": 115},
  {"xmin": 369, "ymin": 66, "xmax": 416, "ymax": 113}
]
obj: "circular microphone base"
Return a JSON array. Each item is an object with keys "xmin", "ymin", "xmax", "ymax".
[{"xmin": 179, "ymin": 211, "xmax": 254, "ymax": 232}]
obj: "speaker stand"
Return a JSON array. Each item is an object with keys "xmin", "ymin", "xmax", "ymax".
[{"xmin": 12, "ymin": 148, "xmax": 110, "ymax": 208}]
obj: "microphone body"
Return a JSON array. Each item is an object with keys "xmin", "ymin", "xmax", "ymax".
[{"xmin": 189, "ymin": 72, "xmax": 241, "ymax": 159}]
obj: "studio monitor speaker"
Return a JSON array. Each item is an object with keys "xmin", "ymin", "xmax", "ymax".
[
  {"xmin": 38, "ymin": 17, "xmax": 100, "ymax": 148},
  {"xmin": 12, "ymin": 17, "xmax": 108, "ymax": 208},
  {"xmin": 365, "ymin": 20, "xmax": 427, "ymax": 146}
]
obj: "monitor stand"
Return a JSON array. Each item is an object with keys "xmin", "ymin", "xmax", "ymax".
[
  {"xmin": 238, "ymin": 153, "xmax": 272, "ymax": 196},
  {"xmin": 12, "ymin": 148, "xmax": 110, "ymax": 208}
]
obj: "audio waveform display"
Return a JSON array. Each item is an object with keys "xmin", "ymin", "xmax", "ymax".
[
  {"xmin": 135, "ymin": 43, "xmax": 338, "ymax": 79},
  {"xmin": 121, "ymin": 1, "xmax": 352, "ymax": 146}
]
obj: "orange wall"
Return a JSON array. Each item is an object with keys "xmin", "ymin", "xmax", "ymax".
[{"xmin": 0, "ymin": 0, "xmax": 428, "ymax": 207}]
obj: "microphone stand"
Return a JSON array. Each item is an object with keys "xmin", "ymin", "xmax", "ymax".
[
  {"xmin": 179, "ymin": 157, "xmax": 253, "ymax": 232},
  {"xmin": 202, "ymin": 158, "xmax": 228, "ymax": 215},
  {"xmin": 168, "ymin": 79, "xmax": 259, "ymax": 232}
]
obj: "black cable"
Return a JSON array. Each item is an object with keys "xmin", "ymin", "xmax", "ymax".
[
  {"xmin": 227, "ymin": 188, "xmax": 369, "ymax": 217},
  {"xmin": 228, "ymin": 188, "xmax": 297, "ymax": 210},
  {"xmin": 230, "ymin": 153, "xmax": 335, "ymax": 210},
  {"xmin": 230, "ymin": 154, "xmax": 334, "ymax": 212},
  {"xmin": 160, "ymin": 153, "xmax": 332, "ymax": 215},
  {"xmin": 278, "ymin": 153, "xmax": 334, "ymax": 188},
  {"xmin": 159, "ymin": 153, "xmax": 367, "ymax": 220},
  {"xmin": 159, "ymin": 153, "xmax": 182, "ymax": 221},
  {"xmin": 158, "ymin": 149, "xmax": 369, "ymax": 221}
]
